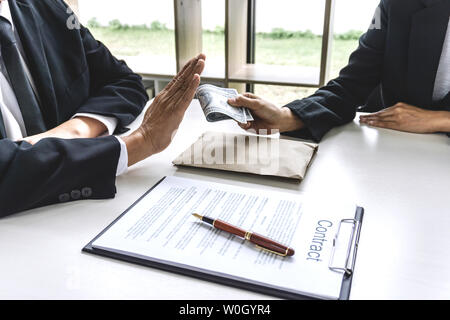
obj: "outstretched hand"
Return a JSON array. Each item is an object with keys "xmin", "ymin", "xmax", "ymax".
[
  {"xmin": 124, "ymin": 54, "xmax": 206, "ymax": 166},
  {"xmin": 359, "ymin": 102, "xmax": 450, "ymax": 134}
]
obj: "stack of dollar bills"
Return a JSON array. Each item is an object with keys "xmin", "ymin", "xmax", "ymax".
[{"xmin": 196, "ymin": 84, "xmax": 254, "ymax": 124}]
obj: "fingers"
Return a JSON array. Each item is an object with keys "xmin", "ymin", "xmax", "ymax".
[
  {"xmin": 182, "ymin": 54, "xmax": 206, "ymax": 78},
  {"xmin": 359, "ymin": 105, "xmax": 398, "ymax": 126},
  {"xmin": 360, "ymin": 112, "xmax": 389, "ymax": 120},
  {"xmin": 361, "ymin": 119, "xmax": 397, "ymax": 129},
  {"xmin": 165, "ymin": 54, "xmax": 206, "ymax": 92},
  {"xmin": 171, "ymin": 58, "xmax": 205, "ymax": 94},
  {"xmin": 164, "ymin": 59, "xmax": 194, "ymax": 92},
  {"xmin": 360, "ymin": 110, "xmax": 398, "ymax": 129},
  {"xmin": 360, "ymin": 115, "xmax": 393, "ymax": 124},
  {"xmin": 170, "ymin": 60, "xmax": 204, "ymax": 102},
  {"xmin": 178, "ymin": 53, "xmax": 205, "ymax": 76},
  {"xmin": 196, "ymin": 53, "xmax": 206, "ymax": 63},
  {"xmin": 193, "ymin": 58, "xmax": 206, "ymax": 79},
  {"xmin": 180, "ymin": 54, "xmax": 206, "ymax": 82},
  {"xmin": 161, "ymin": 61, "xmax": 204, "ymax": 111},
  {"xmin": 360, "ymin": 109, "xmax": 395, "ymax": 121},
  {"xmin": 360, "ymin": 116, "xmax": 394, "ymax": 126},
  {"xmin": 164, "ymin": 71, "xmax": 202, "ymax": 115},
  {"xmin": 153, "ymin": 57, "xmax": 204, "ymax": 116},
  {"xmin": 360, "ymin": 103, "xmax": 415, "ymax": 123},
  {"xmin": 179, "ymin": 74, "xmax": 201, "ymax": 112}
]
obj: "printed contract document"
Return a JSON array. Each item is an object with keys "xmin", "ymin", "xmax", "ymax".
[{"xmin": 89, "ymin": 176, "xmax": 362, "ymax": 300}]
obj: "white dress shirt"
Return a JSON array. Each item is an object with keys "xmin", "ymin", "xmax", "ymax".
[{"xmin": 0, "ymin": 0, "xmax": 128, "ymax": 175}]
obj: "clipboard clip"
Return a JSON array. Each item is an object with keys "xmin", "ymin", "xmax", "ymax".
[{"xmin": 328, "ymin": 218, "xmax": 362, "ymax": 275}]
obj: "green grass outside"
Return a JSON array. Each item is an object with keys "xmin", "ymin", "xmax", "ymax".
[{"xmin": 89, "ymin": 27, "xmax": 361, "ymax": 105}]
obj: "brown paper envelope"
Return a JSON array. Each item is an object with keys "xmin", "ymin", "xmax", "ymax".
[{"xmin": 173, "ymin": 131, "xmax": 318, "ymax": 182}]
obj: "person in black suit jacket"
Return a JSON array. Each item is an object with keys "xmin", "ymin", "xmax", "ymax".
[
  {"xmin": 0, "ymin": 0, "xmax": 205, "ymax": 217},
  {"xmin": 228, "ymin": 0, "xmax": 450, "ymax": 141}
]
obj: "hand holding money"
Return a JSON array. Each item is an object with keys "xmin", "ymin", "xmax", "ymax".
[
  {"xmin": 196, "ymin": 84, "xmax": 254, "ymax": 124},
  {"xmin": 228, "ymin": 92, "xmax": 305, "ymax": 134}
]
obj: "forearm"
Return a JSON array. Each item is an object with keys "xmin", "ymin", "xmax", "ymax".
[
  {"xmin": 24, "ymin": 116, "xmax": 108, "ymax": 144},
  {"xmin": 58, "ymin": 116, "xmax": 108, "ymax": 138}
]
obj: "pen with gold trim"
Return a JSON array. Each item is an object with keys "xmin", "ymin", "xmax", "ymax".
[{"xmin": 192, "ymin": 213, "xmax": 295, "ymax": 257}]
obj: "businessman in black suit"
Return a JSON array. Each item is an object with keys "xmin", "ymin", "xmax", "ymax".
[
  {"xmin": 228, "ymin": 0, "xmax": 450, "ymax": 141},
  {"xmin": 0, "ymin": 0, "xmax": 205, "ymax": 217}
]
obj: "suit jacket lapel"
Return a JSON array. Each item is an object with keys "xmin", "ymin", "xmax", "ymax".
[
  {"xmin": 441, "ymin": 91, "xmax": 450, "ymax": 107},
  {"xmin": 407, "ymin": 0, "xmax": 450, "ymax": 108},
  {"xmin": 8, "ymin": 0, "xmax": 58, "ymax": 129}
]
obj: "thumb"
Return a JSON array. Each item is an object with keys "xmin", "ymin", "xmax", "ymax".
[
  {"xmin": 238, "ymin": 122, "xmax": 252, "ymax": 130},
  {"xmin": 243, "ymin": 92, "xmax": 260, "ymax": 99},
  {"xmin": 228, "ymin": 94, "xmax": 259, "ymax": 110}
]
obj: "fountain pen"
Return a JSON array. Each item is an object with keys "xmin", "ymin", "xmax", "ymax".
[{"xmin": 192, "ymin": 213, "xmax": 295, "ymax": 257}]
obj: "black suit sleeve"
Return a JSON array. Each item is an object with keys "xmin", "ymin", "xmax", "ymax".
[
  {"xmin": 283, "ymin": 0, "xmax": 388, "ymax": 142},
  {"xmin": 47, "ymin": 0, "xmax": 148, "ymax": 134},
  {"xmin": 0, "ymin": 136, "xmax": 120, "ymax": 218},
  {"xmin": 74, "ymin": 25, "xmax": 149, "ymax": 134}
]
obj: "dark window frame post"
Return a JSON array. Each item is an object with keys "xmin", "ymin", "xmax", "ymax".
[{"xmin": 246, "ymin": 0, "xmax": 256, "ymax": 92}]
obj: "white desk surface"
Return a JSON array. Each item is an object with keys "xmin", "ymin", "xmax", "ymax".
[{"xmin": 1, "ymin": 100, "xmax": 449, "ymax": 300}]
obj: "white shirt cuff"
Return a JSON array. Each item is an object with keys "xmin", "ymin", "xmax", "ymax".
[
  {"xmin": 72, "ymin": 113, "xmax": 118, "ymax": 136},
  {"xmin": 72, "ymin": 114, "xmax": 127, "ymax": 176},
  {"xmin": 114, "ymin": 136, "xmax": 129, "ymax": 176}
]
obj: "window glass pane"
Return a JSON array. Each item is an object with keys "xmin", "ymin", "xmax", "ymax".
[
  {"xmin": 202, "ymin": 0, "xmax": 226, "ymax": 78},
  {"xmin": 251, "ymin": 0, "xmax": 326, "ymax": 97},
  {"xmin": 254, "ymin": 85, "xmax": 316, "ymax": 107},
  {"xmin": 254, "ymin": 0, "xmax": 381, "ymax": 106},
  {"xmin": 255, "ymin": 0, "xmax": 326, "ymax": 68},
  {"xmin": 78, "ymin": 0, "xmax": 176, "ymax": 75},
  {"xmin": 330, "ymin": 0, "xmax": 381, "ymax": 79}
]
